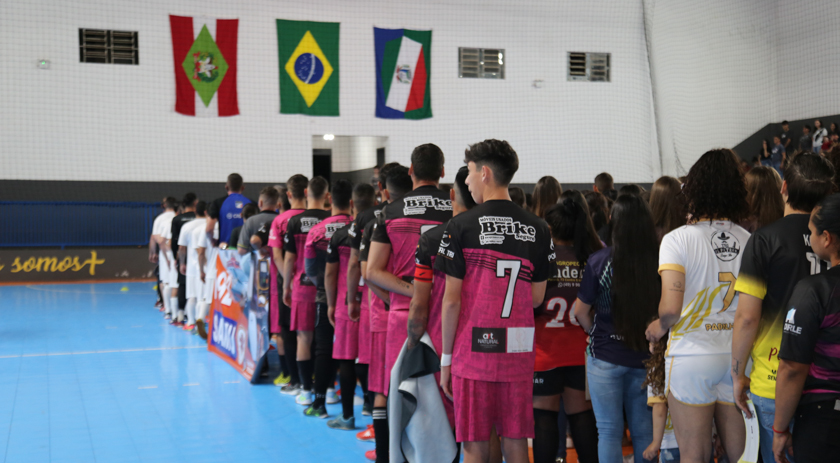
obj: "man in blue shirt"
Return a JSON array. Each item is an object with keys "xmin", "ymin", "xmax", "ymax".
[
  {"xmin": 206, "ymin": 173, "xmax": 252, "ymax": 248},
  {"xmin": 771, "ymin": 135, "xmax": 786, "ymax": 178}
]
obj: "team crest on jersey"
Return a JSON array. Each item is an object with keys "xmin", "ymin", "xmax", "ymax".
[
  {"xmin": 711, "ymin": 230, "xmax": 741, "ymax": 262},
  {"xmin": 403, "ymin": 196, "xmax": 452, "ymax": 216},
  {"xmin": 478, "ymin": 216, "xmax": 536, "ymax": 245},
  {"xmin": 300, "ymin": 217, "xmax": 321, "ymax": 233},
  {"xmin": 235, "ymin": 201, "xmax": 243, "ymax": 209},
  {"xmin": 325, "ymin": 222, "xmax": 346, "ymax": 239}
]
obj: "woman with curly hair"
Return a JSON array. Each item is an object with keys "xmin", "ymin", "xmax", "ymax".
[{"xmin": 645, "ymin": 148, "xmax": 750, "ymax": 462}]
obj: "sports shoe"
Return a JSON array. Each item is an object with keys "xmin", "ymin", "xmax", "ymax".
[
  {"xmin": 327, "ymin": 415, "xmax": 355, "ymax": 430},
  {"xmin": 356, "ymin": 424, "xmax": 375, "ymax": 442},
  {"xmin": 326, "ymin": 388, "xmax": 340, "ymax": 404},
  {"xmin": 273, "ymin": 373, "xmax": 291, "ymax": 387},
  {"xmin": 280, "ymin": 383, "xmax": 301, "ymax": 395},
  {"xmin": 195, "ymin": 319, "xmax": 207, "ymax": 340},
  {"xmin": 364, "ymin": 450, "xmax": 376, "ymax": 461},
  {"xmin": 182, "ymin": 324, "xmax": 195, "ymax": 331},
  {"xmin": 170, "ymin": 319, "xmax": 183, "ymax": 327},
  {"xmin": 362, "ymin": 401, "xmax": 372, "ymax": 416},
  {"xmin": 304, "ymin": 404, "xmax": 328, "ymax": 418},
  {"xmin": 164, "ymin": 313, "xmax": 172, "ymax": 320},
  {"xmin": 295, "ymin": 390, "xmax": 313, "ymax": 406}
]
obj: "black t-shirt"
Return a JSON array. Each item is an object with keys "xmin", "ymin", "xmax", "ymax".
[
  {"xmin": 359, "ymin": 215, "xmax": 381, "ymax": 262},
  {"xmin": 780, "ymin": 130, "xmax": 791, "ymax": 151},
  {"xmin": 228, "ymin": 226, "xmax": 243, "ymax": 251},
  {"xmin": 349, "ymin": 203, "xmax": 386, "ymax": 250},
  {"xmin": 171, "ymin": 212, "xmax": 196, "ymax": 259},
  {"xmin": 416, "ymin": 222, "xmax": 446, "ymax": 270},
  {"xmin": 780, "ymin": 266, "xmax": 840, "ymax": 404}
]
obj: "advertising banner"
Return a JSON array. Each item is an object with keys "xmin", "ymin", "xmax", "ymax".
[
  {"xmin": 208, "ymin": 250, "xmax": 271, "ymax": 383},
  {"xmin": 0, "ymin": 248, "xmax": 155, "ymax": 283}
]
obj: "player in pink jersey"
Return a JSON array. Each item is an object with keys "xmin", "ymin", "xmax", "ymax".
[
  {"xmin": 436, "ymin": 140, "xmax": 553, "ymax": 463},
  {"xmin": 282, "ymin": 177, "xmax": 330, "ymax": 405},
  {"xmin": 325, "ymin": 183, "xmax": 377, "ymax": 431},
  {"xmin": 409, "ymin": 165, "xmax": 476, "ymax": 431},
  {"xmin": 268, "ymin": 174, "xmax": 308, "ymax": 393},
  {"xmin": 302, "ymin": 179, "xmax": 354, "ymax": 418}
]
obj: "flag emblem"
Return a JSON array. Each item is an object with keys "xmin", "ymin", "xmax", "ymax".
[
  {"xmin": 284, "ymin": 31, "xmax": 334, "ymax": 108},
  {"xmin": 169, "ymin": 15, "xmax": 239, "ymax": 117},
  {"xmin": 277, "ymin": 20, "xmax": 340, "ymax": 116},
  {"xmin": 375, "ymin": 28, "xmax": 432, "ymax": 119}
]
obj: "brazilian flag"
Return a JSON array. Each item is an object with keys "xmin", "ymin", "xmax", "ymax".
[{"xmin": 277, "ymin": 20, "xmax": 339, "ymax": 116}]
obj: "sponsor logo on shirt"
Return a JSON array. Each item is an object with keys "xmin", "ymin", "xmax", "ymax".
[
  {"xmin": 403, "ymin": 196, "xmax": 452, "ymax": 215},
  {"xmin": 348, "ymin": 223, "xmax": 357, "ymax": 238},
  {"xmin": 711, "ymin": 230, "xmax": 741, "ymax": 261},
  {"xmin": 374, "ymin": 209, "xmax": 383, "ymax": 218},
  {"xmin": 478, "ymin": 216, "xmax": 536, "ymax": 245},
  {"xmin": 784, "ymin": 308, "xmax": 802, "ymax": 335},
  {"xmin": 300, "ymin": 217, "xmax": 321, "ymax": 232},
  {"xmin": 325, "ymin": 222, "xmax": 346, "ymax": 239},
  {"xmin": 472, "ymin": 328, "xmax": 505, "ymax": 353}
]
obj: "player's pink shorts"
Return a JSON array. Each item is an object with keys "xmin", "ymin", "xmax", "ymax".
[
  {"xmin": 368, "ymin": 331, "xmax": 387, "ymax": 394},
  {"xmin": 357, "ymin": 307, "xmax": 372, "ymax": 365},
  {"xmin": 332, "ymin": 318, "xmax": 359, "ymax": 360},
  {"xmin": 290, "ymin": 300, "xmax": 316, "ymax": 332},
  {"xmin": 452, "ymin": 375, "xmax": 534, "ymax": 442},
  {"xmin": 385, "ymin": 310, "xmax": 410, "ymax": 395}
]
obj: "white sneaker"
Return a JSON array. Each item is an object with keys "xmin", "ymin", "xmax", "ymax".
[
  {"xmin": 326, "ymin": 388, "xmax": 340, "ymax": 404},
  {"xmin": 295, "ymin": 390, "xmax": 313, "ymax": 406},
  {"xmin": 353, "ymin": 395, "xmax": 364, "ymax": 406}
]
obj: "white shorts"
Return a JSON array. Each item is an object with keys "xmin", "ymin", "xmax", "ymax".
[
  {"xmin": 665, "ymin": 353, "xmax": 734, "ymax": 406},
  {"xmin": 186, "ymin": 271, "xmax": 201, "ymax": 300},
  {"xmin": 202, "ymin": 249, "xmax": 217, "ymax": 302},
  {"xmin": 166, "ymin": 251, "xmax": 179, "ymax": 288}
]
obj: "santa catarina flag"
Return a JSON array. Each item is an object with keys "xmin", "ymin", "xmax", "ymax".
[
  {"xmin": 169, "ymin": 15, "xmax": 239, "ymax": 117},
  {"xmin": 277, "ymin": 20, "xmax": 339, "ymax": 116},
  {"xmin": 374, "ymin": 27, "xmax": 431, "ymax": 120}
]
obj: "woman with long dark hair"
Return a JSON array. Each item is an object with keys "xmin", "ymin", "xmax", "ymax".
[
  {"xmin": 649, "ymin": 176, "xmax": 685, "ymax": 242},
  {"xmin": 584, "ymin": 191, "xmax": 611, "ymax": 244},
  {"xmin": 532, "ymin": 175, "xmax": 563, "ymax": 218},
  {"xmin": 645, "ymin": 148, "xmax": 749, "ymax": 463},
  {"xmin": 532, "ymin": 194, "xmax": 602, "ymax": 463},
  {"xmin": 742, "ymin": 166, "xmax": 783, "ymax": 232},
  {"xmin": 574, "ymin": 194, "xmax": 660, "ymax": 462}
]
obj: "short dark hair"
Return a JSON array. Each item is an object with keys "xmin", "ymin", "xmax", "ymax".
[
  {"xmin": 227, "ymin": 173, "xmax": 244, "ymax": 192},
  {"xmin": 682, "ymin": 148, "xmax": 749, "ymax": 223},
  {"xmin": 259, "ymin": 186, "xmax": 280, "ymax": 207},
  {"xmin": 308, "ymin": 176, "xmax": 329, "ymax": 199},
  {"xmin": 463, "ymin": 139, "xmax": 519, "ymax": 186},
  {"xmin": 386, "ymin": 165, "xmax": 413, "ymax": 199},
  {"xmin": 182, "ymin": 192, "xmax": 197, "ymax": 208},
  {"xmin": 410, "ymin": 143, "xmax": 445, "ymax": 181},
  {"xmin": 276, "ymin": 186, "xmax": 291, "ymax": 211},
  {"xmin": 195, "ymin": 200, "xmax": 207, "ymax": 216},
  {"xmin": 782, "ymin": 120, "xmax": 789, "ymax": 125},
  {"xmin": 618, "ymin": 184, "xmax": 644, "ymax": 197},
  {"xmin": 594, "ymin": 172, "xmax": 614, "ymax": 192},
  {"xmin": 812, "ymin": 193, "xmax": 840, "ymax": 238},
  {"xmin": 509, "ymin": 186, "xmax": 526, "ymax": 208},
  {"xmin": 784, "ymin": 153, "xmax": 835, "ymax": 212},
  {"xmin": 163, "ymin": 196, "xmax": 178, "ymax": 210},
  {"xmin": 353, "ymin": 183, "xmax": 376, "ymax": 214},
  {"xmin": 379, "ymin": 162, "xmax": 402, "ymax": 186},
  {"xmin": 241, "ymin": 203, "xmax": 258, "ymax": 220},
  {"xmin": 804, "ymin": 125, "xmax": 812, "ymax": 132},
  {"xmin": 454, "ymin": 166, "xmax": 477, "ymax": 210},
  {"xmin": 331, "ymin": 179, "xmax": 353, "ymax": 209},
  {"xmin": 287, "ymin": 174, "xmax": 309, "ymax": 200}
]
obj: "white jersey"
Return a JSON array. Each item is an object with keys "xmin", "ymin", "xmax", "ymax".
[
  {"xmin": 659, "ymin": 220, "xmax": 750, "ymax": 357},
  {"xmin": 179, "ymin": 219, "xmax": 206, "ymax": 277},
  {"xmin": 153, "ymin": 211, "xmax": 176, "ymax": 274}
]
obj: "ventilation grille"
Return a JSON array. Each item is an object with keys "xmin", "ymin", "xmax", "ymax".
[
  {"xmin": 79, "ymin": 29, "xmax": 139, "ymax": 65},
  {"xmin": 459, "ymin": 48, "xmax": 505, "ymax": 79},
  {"xmin": 567, "ymin": 52, "xmax": 610, "ymax": 82}
]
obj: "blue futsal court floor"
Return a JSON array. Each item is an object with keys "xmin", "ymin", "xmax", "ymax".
[{"xmin": 0, "ymin": 282, "xmax": 374, "ymax": 463}]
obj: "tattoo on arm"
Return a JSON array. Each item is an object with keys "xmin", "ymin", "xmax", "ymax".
[
  {"xmin": 407, "ymin": 317, "xmax": 427, "ymax": 347},
  {"xmin": 732, "ymin": 359, "xmax": 740, "ymax": 375},
  {"xmin": 668, "ymin": 281, "xmax": 685, "ymax": 293}
]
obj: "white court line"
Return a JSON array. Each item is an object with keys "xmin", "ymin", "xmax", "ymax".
[
  {"xmin": 138, "ymin": 386, "xmax": 158, "ymax": 389},
  {"xmin": 23, "ymin": 285, "xmax": 150, "ymax": 295},
  {"xmin": 183, "ymin": 383, "xmax": 200, "ymax": 387},
  {"xmin": 223, "ymin": 380, "xmax": 240, "ymax": 384},
  {"xmin": 0, "ymin": 345, "xmax": 205, "ymax": 359}
]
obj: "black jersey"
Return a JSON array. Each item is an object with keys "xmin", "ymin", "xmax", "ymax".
[
  {"xmin": 170, "ymin": 212, "xmax": 196, "ymax": 259},
  {"xmin": 734, "ymin": 213, "xmax": 831, "ymax": 399},
  {"xmin": 414, "ymin": 222, "xmax": 447, "ymax": 355},
  {"xmin": 349, "ymin": 202, "xmax": 386, "ymax": 250},
  {"xmin": 780, "ymin": 266, "xmax": 840, "ymax": 404},
  {"xmin": 434, "ymin": 200, "xmax": 553, "ymax": 382}
]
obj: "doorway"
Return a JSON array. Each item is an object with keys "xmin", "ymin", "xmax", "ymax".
[
  {"xmin": 312, "ymin": 136, "xmax": 388, "ymax": 185},
  {"xmin": 312, "ymin": 149, "xmax": 332, "ymax": 183}
]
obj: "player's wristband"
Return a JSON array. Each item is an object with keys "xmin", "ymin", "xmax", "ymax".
[
  {"xmin": 772, "ymin": 425, "xmax": 789, "ymax": 434},
  {"xmin": 441, "ymin": 354, "xmax": 452, "ymax": 367}
]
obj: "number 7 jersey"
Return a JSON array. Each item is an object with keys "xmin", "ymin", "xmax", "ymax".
[
  {"xmin": 659, "ymin": 220, "xmax": 751, "ymax": 356},
  {"xmin": 434, "ymin": 200, "xmax": 554, "ymax": 382}
]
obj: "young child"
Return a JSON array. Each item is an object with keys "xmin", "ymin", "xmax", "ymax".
[{"xmin": 643, "ymin": 333, "xmax": 679, "ymax": 462}]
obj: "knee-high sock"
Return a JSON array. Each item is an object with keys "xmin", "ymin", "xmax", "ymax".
[
  {"xmin": 373, "ymin": 407, "xmax": 389, "ymax": 463},
  {"xmin": 312, "ymin": 355, "xmax": 334, "ymax": 409},
  {"xmin": 339, "ymin": 360, "xmax": 357, "ymax": 419},
  {"xmin": 284, "ymin": 330, "xmax": 300, "ymax": 385},
  {"xmin": 297, "ymin": 359, "xmax": 314, "ymax": 392},
  {"xmin": 170, "ymin": 297, "xmax": 179, "ymax": 318},
  {"xmin": 533, "ymin": 408, "xmax": 560, "ymax": 463},
  {"xmin": 162, "ymin": 284, "xmax": 171, "ymax": 314},
  {"xmin": 196, "ymin": 302, "xmax": 210, "ymax": 321},
  {"xmin": 355, "ymin": 363, "xmax": 369, "ymax": 396},
  {"xmin": 567, "ymin": 409, "xmax": 599, "ymax": 463},
  {"xmin": 185, "ymin": 298, "xmax": 197, "ymax": 325}
]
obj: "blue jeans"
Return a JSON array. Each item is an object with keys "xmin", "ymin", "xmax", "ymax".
[
  {"xmin": 659, "ymin": 447, "xmax": 679, "ymax": 462},
  {"xmin": 750, "ymin": 392, "xmax": 793, "ymax": 463},
  {"xmin": 587, "ymin": 356, "xmax": 654, "ymax": 463}
]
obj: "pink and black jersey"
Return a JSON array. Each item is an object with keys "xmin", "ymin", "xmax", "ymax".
[
  {"xmin": 415, "ymin": 222, "xmax": 448, "ymax": 355},
  {"xmin": 361, "ymin": 216, "xmax": 389, "ymax": 332},
  {"xmin": 349, "ymin": 203, "xmax": 386, "ymax": 251},
  {"xmin": 435, "ymin": 200, "xmax": 553, "ymax": 382},
  {"xmin": 282, "ymin": 209, "xmax": 330, "ymax": 304},
  {"xmin": 304, "ymin": 214, "xmax": 353, "ymax": 303},
  {"xmin": 371, "ymin": 185, "xmax": 452, "ymax": 311},
  {"xmin": 327, "ymin": 226, "xmax": 355, "ymax": 321}
]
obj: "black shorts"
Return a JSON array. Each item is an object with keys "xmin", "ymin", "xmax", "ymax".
[
  {"xmin": 533, "ymin": 365, "xmax": 586, "ymax": 396},
  {"xmin": 793, "ymin": 398, "xmax": 840, "ymax": 463}
]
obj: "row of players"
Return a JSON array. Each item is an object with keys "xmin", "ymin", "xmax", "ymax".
[{"xmin": 152, "ymin": 140, "xmax": 840, "ymax": 463}]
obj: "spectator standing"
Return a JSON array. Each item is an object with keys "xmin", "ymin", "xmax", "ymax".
[
  {"xmin": 594, "ymin": 172, "xmax": 617, "ymax": 202},
  {"xmin": 532, "ymin": 176, "xmax": 563, "ymax": 218},
  {"xmin": 800, "ymin": 125, "xmax": 813, "ymax": 152},
  {"xmin": 741, "ymin": 166, "xmax": 784, "ymax": 233},
  {"xmin": 780, "ymin": 121, "xmax": 793, "ymax": 153},
  {"xmin": 649, "ymin": 176, "xmax": 685, "ymax": 242},
  {"xmin": 813, "ymin": 119, "xmax": 828, "ymax": 154},
  {"xmin": 773, "ymin": 194, "xmax": 840, "ymax": 463}
]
